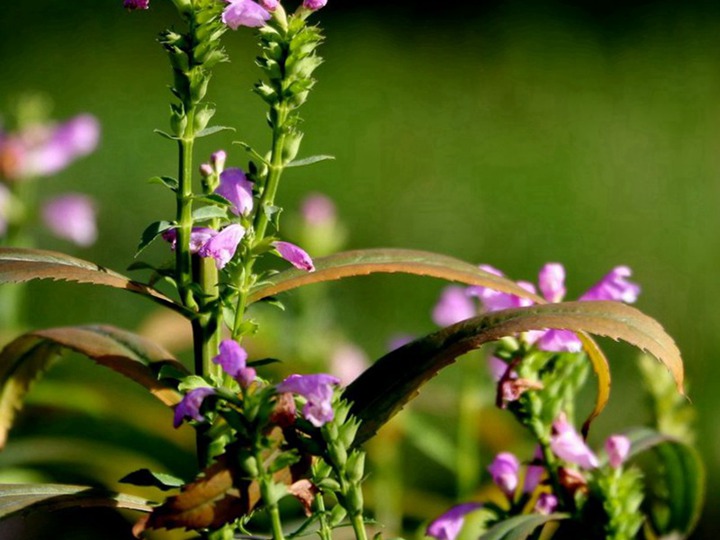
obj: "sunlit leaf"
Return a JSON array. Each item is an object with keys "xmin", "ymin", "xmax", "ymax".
[
  {"xmin": 120, "ymin": 469, "xmax": 186, "ymax": 491},
  {"xmin": 0, "ymin": 247, "xmax": 185, "ymax": 315},
  {"xmin": 344, "ymin": 301, "xmax": 683, "ymax": 445},
  {"xmin": 285, "ymin": 154, "xmax": 335, "ymax": 168},
  {"xmin": 479, "ymin": 513, "xmax": 568, "ymax": 540},
  {"xmin": 0, "ymin": 483, "xmax": 151, "ymax": 519},
  {"xmin": 0, "ymin": 325, "xmax": 188, "ymax": 447}
]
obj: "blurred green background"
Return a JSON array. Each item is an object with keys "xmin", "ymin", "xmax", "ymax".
[{"xmin": 1, "ymin": 0, "xmax": 719, "ymax": 537}]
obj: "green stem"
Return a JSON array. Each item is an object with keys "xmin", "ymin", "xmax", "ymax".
[
  {"xmin": 268, "ymin": 504, "xmax": 286, "ymax": 540},
  {"xmin": 314, "ymin": 493, "xmax": 333, "ymax": 540},
  {"xmin": 456, "ymin": 353, "xmax": 482, "ymax": 499},
  {"xmin": 349, "ymin": 512, "xmax": 368, "ymax": 540},
  {"xmin": 176, "ymin": 111, "xmax": 198, "ymax": 312}
]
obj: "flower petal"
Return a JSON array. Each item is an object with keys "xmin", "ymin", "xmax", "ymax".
[{"xmin": 273, "ymin": 241, "xmax": 315, "ymax": 272}]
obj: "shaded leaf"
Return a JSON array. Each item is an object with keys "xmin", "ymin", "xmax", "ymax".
[
  {"xmin": 0, "ymin": 483, "xmax": 151, "ymax": 519},
  {"xmin": 120, "ymin": 469, "xmax": 186, "ymax": 491},
  {"xmin": 192, "ymin": 206, "xmax": 227, "ymax": 222},
  {"xmin": 136, "ymin": 220, "xmax": 174, "ymax": 257},
  {"xmin": 0, "ymin": 325, "xmax": 188, "ymax": 447},
  {"xmin": 479, "ymin": 513, "xmax": 568, "ymax": 540},
  {"xmin": 154, "ymin": 129, "xmax": 180, "ymax": 141},
  {"xmin": 195, "ymin": 125, "xmax": 235, "ymax": 138},
  {"xmin": 0, "ymin": 247, "xmax": 185, "ymax": 315},
  {"xmin": 344, "ymin": 301, "xmax": 683, "ymax": 445},
  {"xmin": 148, "ymin": 175, "xmax": 179, "ymax": 191}
]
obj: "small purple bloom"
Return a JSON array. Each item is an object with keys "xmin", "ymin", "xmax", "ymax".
[
  {"xmin": 432, "ymin": 286, "xmax": 476, "ymax": 327},
  {"xmin": 523, "ymin": 447, "xmax": 545, "ymax": 493},
  {"xmin": 259, "ymin": 0, "xmax": 279, "ymax": 10},
  {"xmin": 301, "ymin": 193, "xmax": 336, "ymax": 226},
  {"xmin": 303, "ymin": 0, "xmax": 327, "ymax": 10},
  {"xmin": 550, "ymin": 414, "xmax": 598, "ymax": 469},
  {"xmin": 162, "ymin": 227, "xmax": 218, "ymax": 254},
  {"xmin": 488, "ymin": 452, "xmax": 520, "ymax": 497},
  {"xmin": 426, "ymin": 502, "xmax": 483, "ymax": 540},
  {"xmin": 216, "ymin": 168, "xmax": 253, "ymax": 216},
  {"xmin": 222, "ymin": 0, "xmax": 271, "ymax": 29},
  {"xmin": 198, "ymin": 224, "xmax": 245, "ymax": 269},
  {"xmin": 605, "ymin": 434, "xmax": 631, "ymax": 468},
  {"xmin": 538, "ymin": 263, "xmax": 566, "ymax": 303},
  {"xmin": 41, "ymin": 194, "xmax": 97, "ymax": 246},
  {"xmin": 535, "ymin": 493, "xmax": 558, "ymax": 515},
  {"xmin": 173, "ymin": 387, "xmax": 215, "ymax": 428},
  {"xmin": 579, "ymin": 266, "xmax": 640, "ymax": 303},
  {"xmin": 467, "ymin": 265, "xmax": 536, "ymax": 312},
  {"xmin": 536, "ymin": 329, "xmax": 582, "ymax": 353},
  {"xmin": 276, "ymin": 373, "xmax": 340, "ymax": 427},
  {"xmin": 213, "ymin": 340, "xmax": 256, "ymax": 387},
  {"xmin": 273, "ymin": 241, "xmax": 315, "ymax": 272},
  {"xmin": 488, "ymin": 356, "xmax": 509, "ymax": 382},
  {"xmin": 330, "ymin": 343, "xmax": 368, "ymax": 386},
  {"xmin": 123, "ymin": 0, "xmax": 149, "ymax": 9},
  {"xmin": 211, "ymin": 150, "xmax": 227, "ymax": 172}
]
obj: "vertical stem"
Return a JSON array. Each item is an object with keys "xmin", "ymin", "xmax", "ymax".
[
  {"xmin": 349, "ymin": 512, "xmax": 368, "ymax": 540},
  {"xmin": 268, "ymin": 504, "xmax": 286, "ymax": 540},
  {"xmin": 456, "ymin": 353, "xmax": 482, "ymax": 499},
  {"xmin": 314, "ymin": 494, "xmax": 333, "ymax": 540},
  {"xmin": 176, "ymin": 133, "xmax": 197, "ymax": 311}
]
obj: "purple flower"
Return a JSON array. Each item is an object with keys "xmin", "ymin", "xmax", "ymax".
[
  {"xmin": 535, "ymin": 493, "xmax": 558, "ymax": 515},
  {"xmin": 162, "ymin": 227, "xmax": 218, "ymax": 254},
  {"xmin": 535, "ymin": 329, "xmax": 582, "ymax": 353},
  {"xmin": 123, "ymin": 0, "xmax": 149, "ymax": 9},
  {"xmin": 211, "ymin": 150, "xmax": 227, "ymax": 172},
  {"xmin": 216, "ymin": 168, "xmax": 253, "ymax": 216},
  {"xmin": 488, "ymin": 452, "xmax": 520, "ymax": 497},
  {"xmin": 301, "ymin": 193, "xmax": 336, "ymax": 226},
  {"xmin": 538, "ymin": 263, "xmax": 566, "ymax": 303},
  {"xmin": 213, "ymin": 340, "xmax": 256, "ymax": 387},
  {"xmin": 173, "ymin": 387, "xmax": 215, "ymax": 428},
  {"xmin": 330, "ymin": 343, "xmax": 368, "ymax": 386},
  {"xmin": 426, "ymin": 502, "xmax": 483, "ymax": 540},
  {"xmin": 41, "ymin": 194, "xmax": 97, "ymax": 246},
  {"xmin": 17, "ymin": 114, "xmax": 100, "ymax": 179},
  {"xmin": 198, "ymin": 224, "xmax": 245, "ymax": 269},
  {"xmin": 432, "ymin": 286, "xmax": 476, "ymax": 327},
  {"xmin": 488, "ymin": 356, "xmax": 509, "ymax": 381},
  {"xmin": 605, "ymin": 434, "xmax": 631, "ymax": 468},
  {"xmin": 523, "ymin": 447, "xmax": 545, "ymax": 493},
  {"xmin": 467, "ymin": 265, "xmax": 536, "ymax": 312},
  {"xmin": 579, "ymin": 266, "xmax": 640, "ymax": 303},
  {"xmin": 222, "ymin": 0, "xmax": 271, "ymax": 29},
  {"xmin": 259, "ymin": 0, "xmax": 279, "ymax": 10},
  {"xmin": 550, "ymin": 414, "xmax": 598, "ymax": 469},
  {"xmin": 273, "ymin": 241, "xmax": 315, "ymax": 272},
  {"xmin": 276, "ymin": 373, "xmax": 340, "ymax": 427},
  {"xmin": 303, "ymin": 0, "xmax": 327, "ymax": 10}
]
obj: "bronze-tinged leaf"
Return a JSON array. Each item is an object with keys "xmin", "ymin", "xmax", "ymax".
[
  {"xmin": 0, "ymin": 325, "xmax": 188, "ymax": 447},
  {"xmin": 0, "ymin": 483, "xmax": 151, "ymax": 519},
  {"xmin": 248, "ymin": 248, "xmax": 545, "ymax": 304},
  {"xmin": 344, "ymin": 301, "xmax": 684, "ymax": 445},
  {"xmin": 0, "ymin": 247, "xmax": 185, "ymax": 314}
]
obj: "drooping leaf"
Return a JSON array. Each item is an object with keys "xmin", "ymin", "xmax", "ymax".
[
  {"xmin": 248, "ymin": 248, "xmax": 545, "ymax": 304},
  {"xmin": 0, "ymin": 325, "xmax": 188, "ymax": 447},
  {"xmin": 136, "ymin": 220, "xmax": 175, "ymax": 257},
  {"xmin": 0, "ymin": 483, "xmax": 151, "ymax": 519},
  {"xmin": 120, "ymin": 469, "xmax": 186, "ymax": 491},
  {"xmin": 147, "ymin": 175, "xmax": 179, "ymax": 191},
  {"xmin": 195, "ymin": 125, "xmax": 235, "ymax": 138},
  {"xmin": 0, "ymin": 247, "xmax": 185, "ymax": 315},
  {"xmin": 344, "ymin": 301, "xmax": 683, "ymax": 445},
  {"xmin": 614, "ymin": 427, "xmax": 704, "ymax": 538},
  {"xmin": 479, "ymin": 513, "xmax": 568, "ymax": 540},
  {"xmin": 285, "ymin": 154, "xmax": 335, "ymax": 168}
]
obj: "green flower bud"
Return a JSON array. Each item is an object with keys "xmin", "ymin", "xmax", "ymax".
[{"xmin": 346, "ymin": 451, "xmax": 366, "ymax": 483}]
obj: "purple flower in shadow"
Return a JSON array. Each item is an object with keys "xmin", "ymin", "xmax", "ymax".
[
  {"xmin": 276, "ymin": 374, "xmax": 339, "ymax": 427},
  {"xmin": 426, "ymin": 502, "xmax": 483, "ymax": 540},
  {"xmin": 605, "ymin": 434, "xmax": 631, "ymax": 468},
  {"xmin": 488, "ymin": 452, "xmax": 520, "ymax": 497},
  {"xmin": 173, "ymin": 387, "xmax": 215, "ymax": 428},
  {"xmin": 124, "ymin": 0, "xmax": 150, "ymax": 9},
  {"xmin": 213, "ymin": 340, "xmax": 256, "ymax": 387},
  {"xmin": 303, "ymin": 0, "xmax": 327, "ymax": 10}
]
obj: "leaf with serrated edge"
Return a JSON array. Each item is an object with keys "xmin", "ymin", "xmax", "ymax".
[
  {"xmin": 0, "ymin": 483, "xmax": 151, "ymax": 519},
  {"xmin": 247, "ymin": 248, "xmax": 614, "ymax": 429},
  {"xmin": 479, "ymin": 513, "xmax": 569, "ymax": 540},
  {"xmin": 0, "ymin": 247, "xmax": 185, "ymax": 315},
  {"xmin": 344, "ymin": 301, "xmax": 683, "ymax": 445},
  {"xmin": 0, "ymin": 325, "xmax": 188, "ymax": 447}
]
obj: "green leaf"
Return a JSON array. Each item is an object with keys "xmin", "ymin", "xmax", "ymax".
[
  {"xmin": 120, "ymin": 469, "xmax": 186, "ymax": 491},
  {"xmin": 148, "ymin": 175, "xmax": 179, "ymax": 191},
  {"xmin": 154, "ymin": 128, "xmax": 180, "ymax": 141},
  {"xmin": 136, "ymin": 220, "xmax": 175, "ymax": 257},
  {"xmin": 234, "ymin": 141, "xmax": 270, "ymax": 166},
  {"xmin": 195, "ymin": 193, "xmax": 232, "ymax": 207},
  {"xmin": 616, "ymin": 427, "xmax": 704, "ymax": 537},
  {"xmin": 0, "ymin": 325, "xmax": 188, "ymax": 447},
  {"xmin": 344, "ymin": 301, "xmax": 684, "ymax": 445},
  {"xmin": 403, "ymin": 411, "xmax": 456, "ymax": 472},
  {"xmin": 195, "ymin": 125, "xmax": 235, "ymax": 138},
  {"xmin": 285, "ymin": 154, "xmax": 335, "ymax": 168},
  {"xmin": 192, "ymin": 206, "xmax": 227, "ymax": 222},
  {"xmin": 0, "ymin": 247, "xmax": 184, "ymax": 315},
  {"xmin": 479, "ymin": 513, "xmax": 568, "ymax": 540},
  {"xmin": 0, "ymin": 483, "xmax": 151, "ymax": 519}
]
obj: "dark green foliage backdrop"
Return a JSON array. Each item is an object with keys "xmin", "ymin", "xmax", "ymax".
[{"xmin": 1, "ymin": 0, "xmax": 719, "ymax": 536}]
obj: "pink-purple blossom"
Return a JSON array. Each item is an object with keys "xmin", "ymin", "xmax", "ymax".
[
  {"xmin": 580, "ymin": 266, "xmax": 641, "ymax": 303},
  {"xmin": 605, "ymin": 434, "xmax": 631, "ymax": 468},
  {"xmin": 488, "ymin": 452, "xmax": 520, "ymax": 497},
  {"xmin": 432, "ymin": 286, "xmax": 476, "ymax": 327},
  {"xmin": 330, "ymin": 343, "xmax": 368, "ymax": 386},
  {"xmin": 41, "ymin": 194, "xmax": 97, "ymax": 246},
  {"xmin": 259, "ymin": 0, "xmax": 279, "ymax": 10},
  {"xmin": 162, "ymin": 227, "xmax": 218, "ymax": 254},
  {"xmin": 123, "ymin": 0, "xmax": 149, "ymax": 9},
  {"xmin": 273, "ymin": 241, "xmax": 315, "ymax": 272},
  {"xmin": 550, "ymin": 414, "xmax": 598, "ymax": 469},
  {"xmin": 222, "ymin": 0, "xmax": 271, "ymax": 29},
  {"xmin": 523, "ymin": 447, "xmax": 545, "ymax": 493},
  {"xmin": 426, "ymin": 502, "xmax": 483, "ymax": 540},
  {"xmin": 213, "ymin": 340, "xmax": 256, "ymax": 387},
  {"xmin": 303, "ymin": 0, "xmax": 327, "ymax": 10},
  {"xmin": 173, "ymin": 387, "xmax": 215, "ymax": 428},
  {"xmin": 301, "ymin": 193, "xmax": 336, "ymax": 226},
  {"xmin": 216, "ymin": 168, "xmax": 253, "ymax": 216},
  {"xmin": 276, "ymin": 373, "xmax": 340, "ymax": 427},
  {"xmin": 198, "ymin": 224, "xmax": 245, "ymax": 269},
  {"xmin": 535, "ymin": 493, "xmax": 558, "ymax": 515}
]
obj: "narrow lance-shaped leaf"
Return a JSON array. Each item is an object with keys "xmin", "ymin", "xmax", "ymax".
[
  {"xmin": 479, "ymin": 513, "xmax": 569, "ymax": 540},
  {"xmin": 0, "ymin": 325, "xmax": 188, "ymax": 447},
  {"xmin": 248, "ymin": 247, "xmax": 614, "ymax": 429},
  {"xmin": 344, "ymin": 301, "xmax": 684, "ymax": 445},
  {"xmin": 0, "ymin": 483, "xmax": 151, "ymax": 519},
  {"xmin": 0, "ymin": 247, "xmax": 187, "ymax": 315}
]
